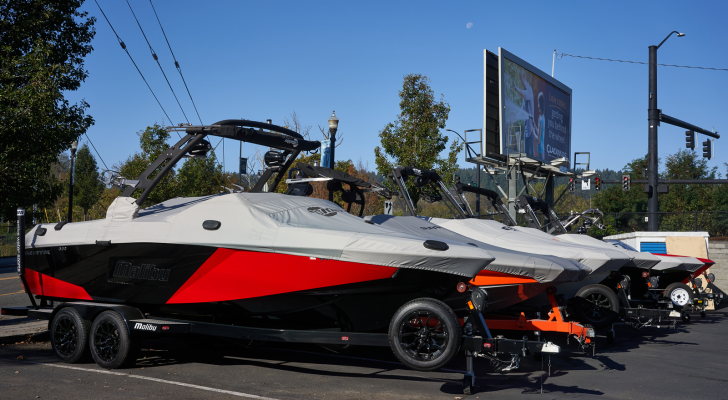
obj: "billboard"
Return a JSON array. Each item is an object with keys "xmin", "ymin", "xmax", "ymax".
[{"xmin": 498, "ymin": 48, "xmax": 572, "ymax": 167}]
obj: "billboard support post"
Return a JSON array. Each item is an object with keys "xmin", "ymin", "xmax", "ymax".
[
  {"xmin": 545, "ymin": 175, "xmax": 554, "ymax": 208},
  {"xmin": 508, "ymin": 165, "xmax": 517, "ymax": 218}
]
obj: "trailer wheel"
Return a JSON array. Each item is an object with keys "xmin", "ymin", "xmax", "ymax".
[
  {"xmin": 389, "ymin": 298, "xmax": 460, "ymax": 371},
  {"xmin": 50, "ymin": 308, "xmax": 90, "ymax": 363},
  {"xmin": 89, "ymin": 311, "xmax": 138, "ymax": 369},
  {"xmin": 573, "ymin": 285, "xmax": 619, "ymax": 329},
  {"xmin": 663, "ymin": 282, "xmax": 692, "ymax": 310}
]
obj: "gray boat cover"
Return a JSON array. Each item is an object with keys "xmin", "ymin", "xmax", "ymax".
[
  {"xmin": 651, "ymin": 255, "xmax": 705, "ymax": 272},
  {"xmin": 553, "ymin": 234, "xmax": 661, "ymax": 269},
  {"xmin": 425, "ymin": 218, "xmax": 630, "ymax": 273},
  {"xmin": 28, "ymin": 194, "xmax": 496, "ymax": 279},
  {"xmin": 365, "ymin": 215, "xmax": 591, "ymax": 283}
]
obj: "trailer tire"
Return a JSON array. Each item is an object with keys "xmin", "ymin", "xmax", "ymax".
[
  {"xmin": 389, "ymin": 298, "xmax": 460, "ymax": 372},
  {"xmin": 573, "ymin": 285, "xmax": 619, "ymax": 329},
  {"xmin": 89, "ymin": 311, "xmax": 138, "ymax": 369},
  {"xmin": 50, "ymin": 308, "xmax": 90, "ymax": 363},
  {"xmin": 663, "ymin": 282, "xmax": 692, "ymax": 310}
]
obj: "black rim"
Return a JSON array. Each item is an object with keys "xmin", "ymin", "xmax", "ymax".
[
  {"xmin": 53, "ymin": 316, "xmax": 78, "ymax": 356},
  {"xmin": 580, "ymin": 293, "xmax": 613, "ymax": 323},
  {"xmin": 397, "ymin": 310, "xmax": 449, "ymax": 362},
  {"xmin": 93, "ymin": 319, "xmax": 121, "ymax": 362}
]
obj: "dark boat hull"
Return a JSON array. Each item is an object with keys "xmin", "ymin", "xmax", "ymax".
[{"xmin": 24, "ymin": 242, "xmax": 467, "ymax": 332}]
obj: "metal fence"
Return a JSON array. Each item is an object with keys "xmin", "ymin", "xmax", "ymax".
[{"xmin": 599, "ymin": 211, "xmax": 728, "ymax": 237}]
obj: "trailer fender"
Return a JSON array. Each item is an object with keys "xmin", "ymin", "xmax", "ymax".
[{"xmin": 46, "ymin": 302, "xmax": 145, "ymax": 336}]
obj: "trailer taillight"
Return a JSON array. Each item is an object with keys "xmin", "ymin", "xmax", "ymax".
[
  {"xmin": 162, "ymin": 326, "xmax": 169, "ymax": 331},
  {"xmin": 642, "ymin": 271, "xmax": 650, "ymax": 278},
  {"xmin": 457, "ymin": 282, "xmax": 467, "ymax": 293}
]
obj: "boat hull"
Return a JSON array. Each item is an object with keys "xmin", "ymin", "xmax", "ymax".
[{"xmin": 23, "ymin": 242, "xmax": 468, "ymax": 332}]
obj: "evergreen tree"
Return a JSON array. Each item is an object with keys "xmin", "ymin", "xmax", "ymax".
[
  {"xmin": 73, "ymin": 144, "xmax": 103, "ymax": 220},
  {"xmin": 374, "ymin": 74, "xmax": 461, "ymax": 208}
]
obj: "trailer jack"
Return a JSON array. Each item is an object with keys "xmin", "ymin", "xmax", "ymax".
[{"xmin": 460, "ymin": 290, "xmax": 561, "ymax": 395}]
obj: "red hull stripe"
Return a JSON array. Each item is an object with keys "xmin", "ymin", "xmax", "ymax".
[
  {"xmin": 25, "ymin": 269, "xmax": 93, "ymax": 300},
  {"xmin": 167, "ymin": 248, "xmax": 397, "ymax": 304},
  {"xmin": 24, "ymin": 268, "xmax": 43, "ymax": 295}
]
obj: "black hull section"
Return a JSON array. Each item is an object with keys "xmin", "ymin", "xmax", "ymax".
[{"xmin": 25, "ymin": 242, "xmax": 468, "ymax": 333}]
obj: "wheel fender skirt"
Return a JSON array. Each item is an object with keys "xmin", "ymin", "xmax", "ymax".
[{"xmin": 24, "ymin": 269, "xmax": 93, "ymax": 300}]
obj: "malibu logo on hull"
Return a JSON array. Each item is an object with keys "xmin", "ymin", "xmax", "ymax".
[
  {"xmin": 108, "ymin": 260, "xmax": 170, "ymax": 285},
  {"xmin": 134, "ymin": 323, "xmax": 157, "ymax": 331}
]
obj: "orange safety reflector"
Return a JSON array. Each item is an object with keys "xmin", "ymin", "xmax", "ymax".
[{"xmin": 467, "ymin": 301, "xmax": 475, "ymax": 310}]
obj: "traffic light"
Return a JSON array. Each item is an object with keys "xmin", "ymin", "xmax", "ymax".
[
  {"xmin": 622, "ymin": 175, "xmax": 630, "ymax": 191},
  {"xmin": 595, "ymin": 175, "xmax": 601, "ymax": 191},
  {"xmin": 703, "ymin": 139, "xmax": 712, "ymax": 159},
  {"xmin": 568, "ymin": 178, "xmax": 575, "ymax": 193},
  {"xmin": 686, "ymin": 130, "xmax": 695, "ymax": 150}
]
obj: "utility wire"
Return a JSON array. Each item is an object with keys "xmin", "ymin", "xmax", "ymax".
[
  {"xmin": 94, "ymin": 0, "xmax": 175, "ymax": 127},
  {"xmin": 558, "ymin": 52, "xmax": 728, "ymax": 72},
  {"xmin": 149, "ymin": 0, "xmax": 203, "ymax": 125},
  {"xmin": 83, "ymin": 133, "xmax": 110, "ymax": 171},
  {"xmin": 126, "ymin": 0, "xmax": 190, "ymax": 125}
]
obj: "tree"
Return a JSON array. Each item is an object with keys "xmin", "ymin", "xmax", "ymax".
[
  {"xmin": 374, "ymin": 74, "xmax": 461, "ymax": 208},
  {"xmin": 73, "ymin": 144, "xmax": 103, "ymax": 220},
  {"xmin": 592, "ymin": 154, "xmax": 650, "ymax": 232},
  {"xmin": 118, "ymin": 124, "xmax": 179, "ymax": 205},
  {"xmin": 0, "ymin": 0, "xmax": 95, "ymax": 222},
  {"xmin": 177, "ymin": 152, "xmax": 225, "ymax": 197},
  {"xmin": 659, "ymin": 149, "xmax": 717, "ymax": 232}
]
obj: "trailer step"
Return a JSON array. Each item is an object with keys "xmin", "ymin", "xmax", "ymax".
[
  {"xmin": 1, "ymin": 307, "xmax": 53, "ymax": 318},
  {"xmin": 28, "ymin": 308, "xmax": 53, "ymax": 320}
]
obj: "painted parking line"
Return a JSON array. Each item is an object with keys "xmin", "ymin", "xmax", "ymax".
[
  {"xmin": 0, "ymin": 291, "xmax": 24, "ymax": 297},
  {"xmin": 0, "ymin": 276, "xmax": 18, "ymax": 280},
  {"xmin": 15, "ymin": 360, "xmax": 279, "ymax": 400}
]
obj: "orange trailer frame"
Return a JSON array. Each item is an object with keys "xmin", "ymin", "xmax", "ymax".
[{"xmin": 483, "ymin": 292, "xmax": 594, "ymax": 348}]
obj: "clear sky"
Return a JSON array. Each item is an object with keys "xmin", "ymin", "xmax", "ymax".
[{"xmin": 66, "ymin": 0, "xmax": 728, "ymax": 177}]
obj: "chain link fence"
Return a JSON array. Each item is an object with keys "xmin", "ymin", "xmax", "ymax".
[{"xmin": 598, "ymin": 211, "xmax": 728, "ymax": 237}]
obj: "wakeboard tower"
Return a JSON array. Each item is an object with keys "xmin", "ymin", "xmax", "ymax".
[{"xmin": 5, "ymin": 120, "xmax": 561, "ymax": 393}]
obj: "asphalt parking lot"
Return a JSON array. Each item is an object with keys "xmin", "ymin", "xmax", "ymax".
[{"xmin": 2, "ymin": 262, "xmax": 727, "ymax": 399}]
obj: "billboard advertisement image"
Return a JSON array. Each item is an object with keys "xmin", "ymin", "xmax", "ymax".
[{"xmin": 499, "ymin": 48, "xmax": 572, "ymax": 167}]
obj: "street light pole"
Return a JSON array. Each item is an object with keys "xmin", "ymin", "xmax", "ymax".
[
  {"xmin": 327, "ymin": 111, "xmax": 339, "ymax": 202},
  {"xmin": 67, "ymin": 141, "xmax": 78, "ymax": 222},
  {"xmin": 647, "ymin": 31, "xmax": 684, "ymax": 231}
]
